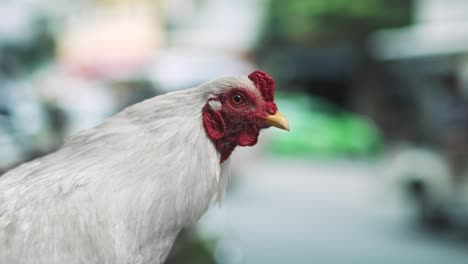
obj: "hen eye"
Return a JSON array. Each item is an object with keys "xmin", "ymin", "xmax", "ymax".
[{"xmin": 231, "ymin": 94, "xmax": 244, "ymax": 105}]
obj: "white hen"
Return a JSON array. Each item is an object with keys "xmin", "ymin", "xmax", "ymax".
[{"xmin": 0, "ymin": 71, "xmax": 289, "ymax": 264}]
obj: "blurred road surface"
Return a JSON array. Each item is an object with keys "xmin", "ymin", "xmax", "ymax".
[{"xmin": 198, "ymin": 159, "xmax": 468, "ymax": 264}]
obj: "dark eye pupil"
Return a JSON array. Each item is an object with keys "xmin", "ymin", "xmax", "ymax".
[{"xmin": 234, "ymin": 95, "xmax": 241, "ymax": 103}]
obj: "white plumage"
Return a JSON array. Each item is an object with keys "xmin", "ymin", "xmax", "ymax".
[{"xmin": 0, "ymin": 76, "xmax": 263, "ymax": 264}]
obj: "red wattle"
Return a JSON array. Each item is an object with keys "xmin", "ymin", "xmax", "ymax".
[{"xmin": 237, "ymin": 126, "xmax": 259, "ymax": 146}]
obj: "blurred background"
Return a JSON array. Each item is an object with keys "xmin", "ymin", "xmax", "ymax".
[{"xmin": 1, "ymin": 0, "xmax": 468, "ymax": 263}]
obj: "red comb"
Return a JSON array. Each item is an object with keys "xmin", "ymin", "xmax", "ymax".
[{"xmin": 248, "ymin": 70, "xmax": 275, "ymax": 102}]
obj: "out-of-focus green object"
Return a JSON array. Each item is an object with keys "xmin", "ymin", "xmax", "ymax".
[
  {"xmin": 262, "ymin": 0, "xmax": 411, "ymax": 44},
  {"xmin": 165, "ymin": 229, "xmax": 216, "ymax": 264},
  {"xmin": 268, "ymin": 93, "xmax": 382, "ymax": 157}
]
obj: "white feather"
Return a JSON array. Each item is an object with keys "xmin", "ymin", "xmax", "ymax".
[
  {"xmin": 208, "ymin": 100, "xmax": 222, "ymax": 111},
  {"xmin": 0, "ymin": 76, "xmax": 254, "ymax": 264}
]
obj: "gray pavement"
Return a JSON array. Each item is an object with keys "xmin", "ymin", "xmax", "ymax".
[{"xmin": 198, "ymin": 159, "xmax": 468, "ymax": 264}]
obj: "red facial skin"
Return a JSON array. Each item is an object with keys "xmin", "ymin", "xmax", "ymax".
[{"xmin": 203, "ymin": 71, "xmax": 278, "ymax": 162}]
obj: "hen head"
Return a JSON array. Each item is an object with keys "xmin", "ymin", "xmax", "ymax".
[{"xmin": 202, "ymin": 70, "xmax": 289, "ymax": 162}]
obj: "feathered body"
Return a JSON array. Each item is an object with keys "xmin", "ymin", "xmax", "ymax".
[{"xmin": 0, "ymin": 71, "xmax": 287, "ymax": 264}]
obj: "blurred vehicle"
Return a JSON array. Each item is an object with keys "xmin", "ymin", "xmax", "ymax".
[
  {"xmin": 267, "ymin": 92, "xmax": 382, "ymax": 157},
  {"xmin": 370, "ymin": 0, "xmax": 468, "ymax": 236},
  {"xmin": 383, "ymin": 145, "xmax": 468, "ymax": 237}
]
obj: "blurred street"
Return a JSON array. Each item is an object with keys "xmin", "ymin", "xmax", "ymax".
[
  {"xmin": 199, "ymin": 158, "xmax": 468, "ymax": 264},
  {"xmin": 3, "ymin": 0, "xmax": 468, "ymax": 263}
]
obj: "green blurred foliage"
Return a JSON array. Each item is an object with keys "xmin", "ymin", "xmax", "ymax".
[
  {"xmin": 263, "ymin": 0, "xmax": 412, "ymax": 45},
  {"xmin": 0, "ymin": 16, "xmax": 55, "ymax": 76},
  {"xmin": 165, "ymin": 229, "xmax": 217, "ymax": 264}
]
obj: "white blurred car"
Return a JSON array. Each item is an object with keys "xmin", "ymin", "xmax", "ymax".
[{"xmin": 383, "ymin": 145, "xmax": 468, "ymax": 232}]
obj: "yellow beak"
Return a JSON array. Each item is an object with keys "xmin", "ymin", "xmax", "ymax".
[{"xmin": 265, "ymin": 111, "xmax": 290, "ymax": 131}]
